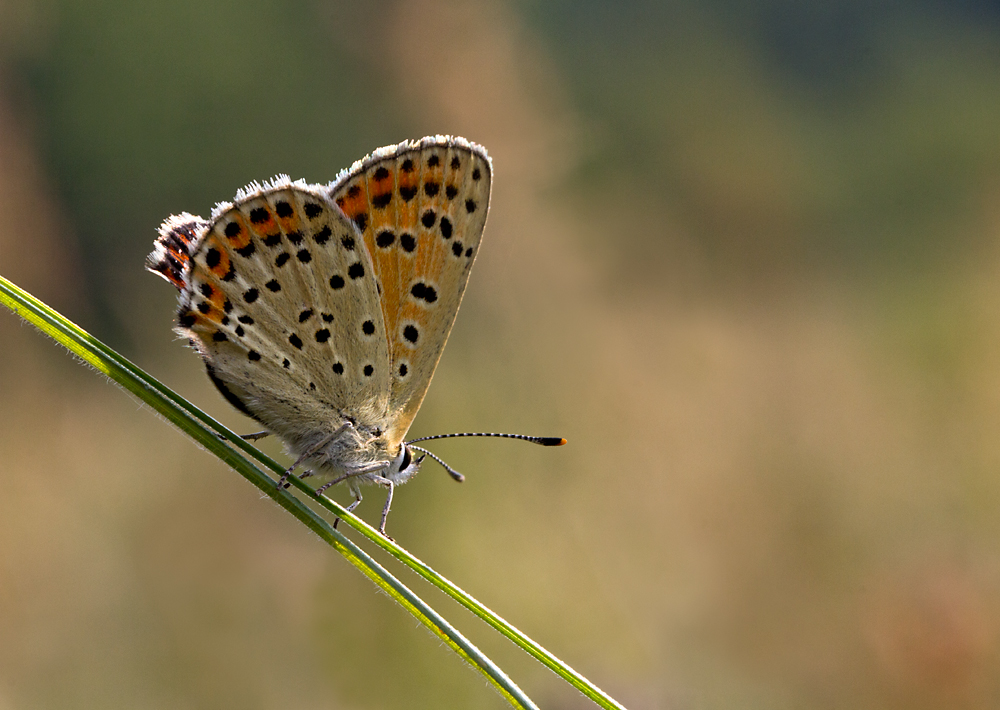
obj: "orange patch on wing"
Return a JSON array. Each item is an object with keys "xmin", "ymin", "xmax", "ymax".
[
  {"xmin": 274, "ymin": 206, "xmax": 301, "ymax": 234},
  {"xmin": 369, "ymin": 169, "xmax": 394, "ymax": 210},
  {"xmin": 198, "ymin": 284, "xmax": 227, "ymax": 325},
  {"xmin": 397, "ymin": 170, "xmax": 418, "ymax": 203},
  {"xmin": 204, "ymin": 236, "xmax": 233, "ymax": 280},
  {"xmin": 335, "ymin": 183, "xmax": 368, "ymax": 221},
  {"xmin": 248, "ymin": 205, "xmax": 275, "ymax": 230},
  {"xmin": 223, "ymin": 214, "xmax": 253, "ymax": 250}
]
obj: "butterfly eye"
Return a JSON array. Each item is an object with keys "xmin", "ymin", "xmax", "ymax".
[{"xmin": 387, "ymin": 445, "xmax": 423, "ymax": 485}]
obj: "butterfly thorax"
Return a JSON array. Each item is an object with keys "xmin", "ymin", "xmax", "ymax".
[{"xmin": 277, "ymin": 419, "xmax": 418, "ymax": 485}]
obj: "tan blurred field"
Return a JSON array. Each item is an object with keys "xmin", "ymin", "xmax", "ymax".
[{"xmin": 3, "ymin": 1, "xmax": 1000, "ymax": 708}]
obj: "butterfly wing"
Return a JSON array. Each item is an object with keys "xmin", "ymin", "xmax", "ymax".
[
  {"xmin": 151, "ymin": 178, "xmax": 392, "ymax": 440},
  {"xmin": 329, "ymin": 136, "xmax": 492, "ymax": 447}
]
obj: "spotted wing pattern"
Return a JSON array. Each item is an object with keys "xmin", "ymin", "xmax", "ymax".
[
  {"xmin": 149, "ymin": 179, "xmax": 392, "ymax": 438},
  {"xmin": 329, "ymin": 136, "xmax": 492, "ymax": 447}
]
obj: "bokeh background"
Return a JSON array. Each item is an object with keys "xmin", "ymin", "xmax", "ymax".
[{"xmin": 3, "ymin": 1, "xmax": 1000, "ymax": 708}]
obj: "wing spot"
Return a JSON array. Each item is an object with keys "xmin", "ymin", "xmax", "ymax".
[
  {"xmin": 178, "ymin": 312, "xmax": 196, "ymax": 328},
  {"xmin": 372, "ymin": 192, "xmax": 392, "ymax": 208},
  {"xmin": 296, "ymin": 248, "xmax": 312, "ymax": 263},
  {"xmin": 465, "ymin": 199, "xmax": 477, "ymax": 213},
  {"xmin": 275, "ymin": 200, "xmax": 293, "ymax": 218},
  {"xmin": 212, "ymin": 331, "xmax": 227, "ymax": 342},
  {"xmin": 243, "ymin": 288, "xmax": 259, "ymax": 303},
  {"xmin": 224, "ymin": 222, "xmax": 242, "ymax": 238},
  {"xmin": 376, "ymin": 230, "xmax": 395, "ymax": 248},
  {"xmin": 472, "ymin": 167, "xmax": 481, "ymax": 180},
  {"xmin": 304, "ymin": 202, "xmax": 323, "ymax": 219},
  {"xmin": 263, "ymin": 233, "xmax": 282, "ymax": 247},
  {"xmin": 465, "ymin": 247, "xmax": 473, "ymax": 257},
  {"xmin": 373, "ymin": 166, "xmax": 390, "ymax": 180},
  {"xmin": 403, "ymin": 324, "xmax": 419, "ymax": 343},
  {"xmin": 411, "ymin": 282, "xmax": 438, "ymax": 303},
  {"xmin": 424, "ymin": 181, "xmax": 440, "ymax": 197},
  {"xmin": 445, "ymin": 185, "xmax": 458, "ymax": 199},
  {"xmin": 286, "ymin": 230, "xmax": 304, "ymax": 245},
  {"xmin": 275, "ymin": 252, "xmax": 290, "ymax": 267},
  {"xmin": 440, "ymin": 217, "xmax": 452, "ymax": 239},
  {"xmin": 283, "ymin": 358, "xmax": 291, "ymax": 369},
  {"xmin": 329, "ymin": 274, "xmax": 345, "ymax": 290},
  {"xmin": 321, "ymin": 313, "xmax": 334, "ymax": 322},
  {"xmin": 400, "ymin": 233, "xmax": 416, "ymax": 253},
  {"xmin": 299, "ymin": 309, "xmax": 313, "ymax": 323},
  {"xmin": 200, "ymin": 283, "xmax": 214, "ymax": 297},
  {"xmin": 249, "ymin": 207, "xmax": 270, "ymax": 224},
  {"xmin": 362, "ymin": 320, "xmax": 375, "ymax": 336},
  {"xmin": 347, "ymin": 185, "xmax": 361, "ymax": 198},
  {"xmin": 289, "ymin": 333, "xmax": 303, "ymax": 349},
  {"xmin": 332, "ymin": 362, "xmax": 344, "ymax": 375},
  {"xmin": 452, "ymin": 241, "xmax": 463, "ymax": 257},
  {"xmin": 421, "ymin": 210, "xmax": 436, "ymax": 228},
  {"xmin": 235, "ymin": 241, "xmax": 256, "ymax": 257},
  {"xmin": 315, "ymin": 328, "xmax": 330, "ymax": 343},
  {"xmin": 235, "ymin": 325, "xmax": 245, "ymax": 337},
  {"xmin": 400, "ymin": 185, "xmax": 417, "ymax": 201},
  {"xmin": 427, "ymin": 154, "xmax": 440, "ymax": 168},
  {"xmin": 197, "ymin": 301, "xmax": 211, "ymax": 314},
  {"xmin": 353, "ymin": 214, "xmax": 368, "ymax": 232},
  {"xmin": 401, "ymin": 158, "xmax": 415, "ymax": 173},
  {"xmin": 450, "ymin": 156, "xmax": 461, "ymax": 169},
  {"xmin": 364, "ymin": 364, "xmax": 374, "ymax": 377},
  {"xmin": 238, "ymin": 315, "xmax": 254, "ymax": 325},
  {"xmin": 265, "ymin": 279, "xmax": 281, "ymax": 292},
  {"xmin": 398, "ymin": 363, "xmax": 408, "ymax": 377},
  {"xmin": 348, "ymin": 262, "xmax": 365, "ymax": 280},
  {"xmin": 313, "ymin": 226, "xmax": 332, "ymax": 244},
  {"xmin": 248, "ymin": 350, "xmax": 261, "ymax": 361},
  {"xmin": 341, "ymin": 235, "xmax": 355, "ymax": 250},
  {"xmin": 206, "ymin": 248, "xmax": 221, "ymax": 268}
]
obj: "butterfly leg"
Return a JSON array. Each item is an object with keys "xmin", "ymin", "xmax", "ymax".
[
  {"xmin": 276, "ymin": 422, "xmax": 355, "ymax": 488},
  {"xmin": 313, "ymin": 461, "xmax": 383, "ymax": 495},
  {"xmin": 377, "ymin": 478, "xmax": 395, "ymax": 538},
  {"xmin": 332, "ymin": 489, "xmax": 363, "ymax": 530}
]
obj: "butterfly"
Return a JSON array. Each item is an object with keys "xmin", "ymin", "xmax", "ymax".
[{"xmin": 147, "ymin": 136, "xmax": 564, "ymax": 536}]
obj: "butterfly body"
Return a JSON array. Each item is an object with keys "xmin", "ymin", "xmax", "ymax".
[{"xmin": 148, "ymin": 137, "xmax": 492, "ymax": 525}]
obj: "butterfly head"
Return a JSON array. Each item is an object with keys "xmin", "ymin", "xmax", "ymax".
[{"xmin": 385, "ymin": 444, "xmax": 425, "ymax": 485}]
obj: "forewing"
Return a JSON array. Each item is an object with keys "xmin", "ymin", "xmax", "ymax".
[{"xmin": 329, "ymin": 136, "xmax": 491, "ymax": 446}]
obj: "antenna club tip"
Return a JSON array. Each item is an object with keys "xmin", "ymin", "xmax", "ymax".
[{"xmin": 538, "ymin": 437, "xmax": 568, "ymax": 446}]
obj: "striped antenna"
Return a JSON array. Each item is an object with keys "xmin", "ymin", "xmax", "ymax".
[
  {"xmin": 406, "ymin": 432, "xmax": 567, "ymax": 446},
  {"xmin": 405, "ymin": 432, "xmax": 567, "ymax": 482}
]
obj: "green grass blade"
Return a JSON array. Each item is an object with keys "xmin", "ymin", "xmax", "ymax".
[{"xmin": 0, "ymin": 274, "xmax": 538, "ymax": 710}]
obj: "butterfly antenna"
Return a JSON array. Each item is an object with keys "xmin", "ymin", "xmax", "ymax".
[
  {"xmin": 409, "ymin": 446, "xmax": 466, "ymax": 482},
  {"xmin": 406, "ymin": 432, "xmax": 568, "ymax": 447},
  {"xmin": 406, "ymin": 432, "xmax": 567, "ymax": 483}
]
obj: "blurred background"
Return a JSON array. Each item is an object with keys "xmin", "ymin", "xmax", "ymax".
[{"xmin": 3, "ymin": 0, "xmax": 1000, "ymax": 708}]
